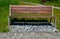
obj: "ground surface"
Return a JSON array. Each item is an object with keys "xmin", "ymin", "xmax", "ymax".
[
  {"xmin": 0, "ymin": 25, "xmax": 59, "ymax": 39},
  {"xmin": 0, "ymin": 32, "xmax": 60, "ymax": 39}
]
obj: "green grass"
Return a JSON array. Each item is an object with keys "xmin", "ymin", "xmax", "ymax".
[
  {"xmin": 44, "ymin": 1, "xmax": 60, "ymax": 7},
  {"xmin": 23, "ymin": 0, "xmax": 60, "ymax": 7},
  {"xmin": 54, "ymin": 9, "xmax": 60, "ymax": 30},
  {"xmin": 11, "ymin": 18, "xmax": 48, "ymax": 22},
  {"xmin": 23, "ymin": 0, "xmax": 41, "ymax": 4},
  {"xmin": 0, "ymin": 7, "xmax": 9, "ymax": 32}
]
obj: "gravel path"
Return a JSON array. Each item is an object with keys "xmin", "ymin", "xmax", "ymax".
[{"xmin": 0, "ymin": 32, "xmax": 60, "ymax": 39}]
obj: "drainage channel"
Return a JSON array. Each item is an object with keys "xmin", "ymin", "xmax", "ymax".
[{"xmin": 10, "ymin": 25, "xmax": 56, "ymax": 32}]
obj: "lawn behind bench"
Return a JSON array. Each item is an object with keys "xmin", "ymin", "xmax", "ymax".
[{"xmin": 54, "ymin": 9, "xmax": 60, "ymax": 30}]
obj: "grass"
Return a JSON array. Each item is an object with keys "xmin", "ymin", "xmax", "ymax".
[
  {"xmin": 23, "ymin": 0, "xmax": 41, "ymax": 4},
  {"xmin": 0, "ymin": 7, "xmax": 9, "ymax": 32},
  {"xmin": 44, "ymin": 1, "xmax": 60, "ymax": 7},
  {"xmin": 0, "ymin": 0, "xmax": 60, "ymax": 32},
  {"xmin": 23, "ymin": 0, "xmax": 60, "ymax": 7},
  {"xmin": 11, "ymin": 18, "xmax": 48, "ymax": 22},
  {"xmin": 54, "ymin": 9, "xmax": 60, "ymax": 30}
]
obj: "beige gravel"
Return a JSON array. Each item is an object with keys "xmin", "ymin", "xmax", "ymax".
[{"xmin": 0, "ymin": 32, "xmax": 60, "ymax": 39}]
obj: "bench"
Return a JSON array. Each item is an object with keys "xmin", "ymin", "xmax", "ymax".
[
  {"xmin": 9, "ymin": 5, "xmax": 56, "ymax": 27},
  {"xmin": 9, "ymin": 5, "xmax": 57, "ymax": 32}
]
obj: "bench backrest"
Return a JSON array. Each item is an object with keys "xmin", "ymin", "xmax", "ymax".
[{"xmin": 10, "ymin": 5, "xmax": 52, "ymax": 18}]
